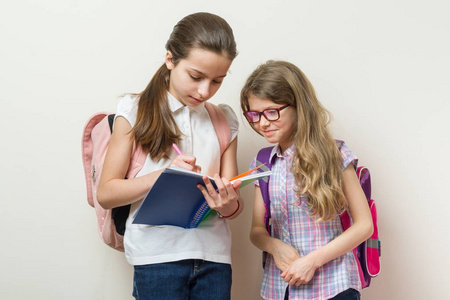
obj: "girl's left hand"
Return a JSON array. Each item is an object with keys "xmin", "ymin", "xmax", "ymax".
[
  {"xmin": 198, "ymin": 174, "xmax": 241, "ymax": 216},
  {"xmin": 280, "ymin": 254, "xmax": 318, "ymax": 286}
]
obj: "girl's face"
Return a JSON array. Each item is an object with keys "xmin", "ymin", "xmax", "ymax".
[
  {"xmin": 247, "ymin": 95, "xmax": 297, "ymax": 152},
  {"xmin": 166, "ymin": 48, "xmax": 232, "ymax": 107}
]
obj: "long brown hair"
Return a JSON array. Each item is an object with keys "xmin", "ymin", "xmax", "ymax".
[
  {"xmin": 133, "ymin": 12, "xmax": 237, "ymax": 160},
  {"xmin": 241, "ymin": 61, "xmax": 346, "ymax": 221}
]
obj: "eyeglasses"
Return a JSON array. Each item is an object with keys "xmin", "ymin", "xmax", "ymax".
[{"xmin": 244, "ymin": 104, "xmax": 290, "ymax": 123}]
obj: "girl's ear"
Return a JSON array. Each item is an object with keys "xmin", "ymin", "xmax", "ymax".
[{"xmin": 165, "ymin": 51, "xmax": 175, "ymax": 70}]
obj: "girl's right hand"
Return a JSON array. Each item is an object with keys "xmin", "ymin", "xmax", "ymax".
[
  {"xmin": 271, "ymin": 239, "xmax": 301, "ymax": 272},
  {"xmin": 171, "ymin": 154, "xmax": 202, "ymax": 173}
]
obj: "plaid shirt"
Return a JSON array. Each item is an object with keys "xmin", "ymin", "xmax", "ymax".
[{"xmin": 251, "ymin": 142, "xmax": 361, "ymax": 300}]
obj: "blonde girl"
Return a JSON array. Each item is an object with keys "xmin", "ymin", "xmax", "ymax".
[
  {"xmin": 241, "ymin": 61, "xmax": 373, "ymax": 300},
  {"xmin": 97, "ymin": 12, "xmax": 242, "ymax": 300}
]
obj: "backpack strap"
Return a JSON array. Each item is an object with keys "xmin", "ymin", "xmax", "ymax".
[
  {"xmin": 335, "ymin": 139, "xmax": 344, "ymax": 150},
  {"xmin": 256, "ymin": 146, "xmax": 275, "ymax": 268},
  {"xmin": 204, "ymin": 102, "xmax": 231, "ymax": 156},
  {"xmin": 357, "ymin": 166, "xmax": 371, "ymax": 201},
  {"xmin": 256, "ymin": 146, "xmax": 275, "ymax": 233},
  {"xmin": 107, "ymin": 114, "xmax": 146, "ymax": 180}
]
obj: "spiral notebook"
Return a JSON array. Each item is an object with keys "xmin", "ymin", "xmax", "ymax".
[{"xmin": 132, "ymin": 166, "xmax": 271, "ymax": 228}]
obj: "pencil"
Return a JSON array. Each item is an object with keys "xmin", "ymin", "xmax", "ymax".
[{"xmin": 172, "ymin": 143, "xmax": 183, "ymax": 155}]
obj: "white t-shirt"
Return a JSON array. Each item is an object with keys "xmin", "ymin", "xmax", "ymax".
[{"xmin": 115, "ymin": 93, "xmax": 239, "ymax": 266}]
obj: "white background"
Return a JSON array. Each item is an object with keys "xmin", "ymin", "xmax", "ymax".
[{"xmin": 1, "ymin": 0, "xmax": 449, "ymax": 299}]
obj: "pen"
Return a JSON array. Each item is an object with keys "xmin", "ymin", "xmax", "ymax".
[
  {"xmin": 172, "ymin": 143, "xmax": 183, "ymax": 155},
  {"xmin": 229, "ymin": 163, "xmax": 266, "ymax": 181}
]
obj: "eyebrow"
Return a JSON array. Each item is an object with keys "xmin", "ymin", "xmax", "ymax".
[
  {"xmin": 248, "ymin": 105, "xmax": 284, "ymax": 112},
  {"xmin": 189, "ymin": 68, "xmax": 228, "ymax": 79}
]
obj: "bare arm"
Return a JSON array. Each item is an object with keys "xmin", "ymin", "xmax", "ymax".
[
  {"xmin": 198, "ymin": 137, "xmax": 243, "ymax": 219},
  {"xmin": 97, "ymin": 117, "xmax": 201, "ymax": 209},
  {"xmin": 96, "ymin": 117, "xmax": 163, "ymax": 209},
  {"xmin": 250, "ymin": 186, "xmax": 300, "ymax": 271},
  {"xmin": 281, "ymin": 164, "xmax": 374, "ymax": 286}
]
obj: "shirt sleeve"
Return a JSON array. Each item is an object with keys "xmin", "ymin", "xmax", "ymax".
[
  {"xmin": 218, "ymin": 104, "xmax": 239, "ymax": 142},
  {"xmin": 340, "ymin": 141, "xmax": 358, "ymax": 170},
  {"xmin": 115, "ymin": 94, "xmax": 138, "ymax": 127}
]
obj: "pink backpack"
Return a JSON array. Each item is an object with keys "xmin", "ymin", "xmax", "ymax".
[
  {"xmin": 340, "ymin": 166, "xmax": 381, "ymax": 288},
  {"xmin": 255, "ymin": 141, "xmax": 381, "ymax": 288},
  {"xmin": 81, "ymin": 102, "xmax": 231, "ymax": 251}
]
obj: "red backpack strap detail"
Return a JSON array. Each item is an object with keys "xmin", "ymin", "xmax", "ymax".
[
  {"xmin": 204, "ymin": 102, "xmax": 231, "ymax": 156},
  {"xmin": 366, "ymin": 200, "xmax": 381, "ymax": 277}
]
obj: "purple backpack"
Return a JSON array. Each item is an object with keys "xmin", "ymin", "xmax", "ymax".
[{"xmin": 256, "ymin": 142, "xmax": 380, "ymax": 288}]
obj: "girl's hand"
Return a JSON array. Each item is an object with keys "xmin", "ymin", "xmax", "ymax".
[
  {"xmin": 197, "ymin": 174, "xmax": 241, "ymax": 217},
  {"xmin": 271, "ymin": 240, "xmax": 301, "ymax": 272},
  {"xmin": 280, "ymin": 253, "xmax": 318, "ymax": 286},
  {"xmin": 171, "ymin": 155, "xmax": 202, "ymax": 173}
]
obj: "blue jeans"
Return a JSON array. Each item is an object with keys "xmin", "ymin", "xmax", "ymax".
[
  {"xmin": 329, "ymin": 289, "xmax": 361, "ymax": 300},
  {"xmin": 133, "ymin": 259, "xmax": 232, "ymax": 300}
]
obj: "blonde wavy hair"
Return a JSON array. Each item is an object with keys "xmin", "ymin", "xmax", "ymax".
[{"xmin": 240, "ymin": 60, "xmax": 347, "ymax": 221}]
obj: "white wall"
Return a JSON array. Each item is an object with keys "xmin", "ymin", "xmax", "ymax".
[{"xmin": 1, "ymin": 0, "xmax": 449, "ymax": 299}]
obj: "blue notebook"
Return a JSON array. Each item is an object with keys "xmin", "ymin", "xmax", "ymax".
[{"xmin": 132, "ymin": 166, "xmax": 271, "ymax": 228}]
